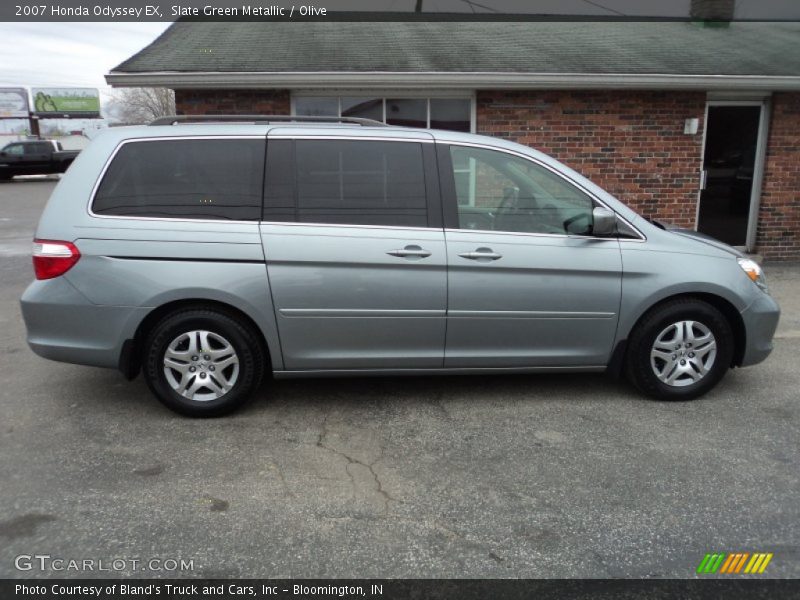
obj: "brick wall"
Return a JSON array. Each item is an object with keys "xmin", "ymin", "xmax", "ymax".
[
  {"xmin": 172, "ymin": 87, "xmax": 799, "ymax": 260},
  {"xmin": 174, "ymin": 89, "xmax": 291, "ymax": 115},
  {"xmin": 757, "ymin": 93, "xmax": 800, "ymax": 261},
  {"xmin": 477, "ymin": 90, "xmax": 707, "ymax": 229}
]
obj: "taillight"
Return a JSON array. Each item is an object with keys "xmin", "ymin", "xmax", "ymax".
[{"xmin": 32, "ymin": 239, "xmax": 81, "ymax": 280}]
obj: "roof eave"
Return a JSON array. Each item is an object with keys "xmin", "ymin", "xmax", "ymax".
[{"xmin": 105, "ymin": 71, "xmax": 800, "ymax": 91}]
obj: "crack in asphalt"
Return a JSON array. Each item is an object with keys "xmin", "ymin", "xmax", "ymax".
[{"xmin": 315, "ymin": 411, "xmax": 400, "ymax": 514}]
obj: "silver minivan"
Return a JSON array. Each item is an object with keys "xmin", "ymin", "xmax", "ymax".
[{"xmin": 21, "ymin": 116, "xmax": 780, "ymax": 416}]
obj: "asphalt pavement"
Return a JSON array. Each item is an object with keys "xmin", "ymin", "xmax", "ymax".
[{"xmin": 1, "ymin": 178, "xmax": 798, "ymax": 578}]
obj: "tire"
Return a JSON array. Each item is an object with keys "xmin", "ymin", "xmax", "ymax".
[
  {"xmin": 143, "ymin": 308, "xmax": 265, "ymax": 417},
  {"xmin": 625, "ymin": 298, "xmax": 734, "ymax": 401}
]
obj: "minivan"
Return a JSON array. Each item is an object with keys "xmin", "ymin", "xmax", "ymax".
[{"xmin": 21, "ymin": 116, "xmax": 780, "ymax": 416}]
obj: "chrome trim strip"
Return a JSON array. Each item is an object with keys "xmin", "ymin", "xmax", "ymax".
[
  {"xmin": 279, "ymin": 309, "xmax": 444, "ymax": 318},
  {"xmin": 269, "ymin": 134, "xmax": 434, "ymax": 143},
  {"xmin": 449, "ymin": 310, "xmax": 615, "ymax": 319},
  {"xmin": 444, "ymin": 141, "xmax": 647, "ymax": 242},
  {"xmin": 87, "ymin": 135, "xmax": 266, "ymax": 224},
  {"xmin": 260, "ymin": 221, "xmax": 439, "ymax": 233}
]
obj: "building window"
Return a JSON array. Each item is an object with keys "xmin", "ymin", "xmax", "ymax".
[{"xmin": 293, "ymin": 95, "xmax": 473, "ymax": 132}]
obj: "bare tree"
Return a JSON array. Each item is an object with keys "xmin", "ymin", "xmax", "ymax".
[{"xmin": 106, "ymin": 88, "xmax": 175, "ymax": 124}]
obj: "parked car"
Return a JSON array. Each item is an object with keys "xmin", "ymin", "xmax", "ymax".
[
  {"xmin": 20, "ymin": 116, "xmax": 780, "ymax": 416},
  {"xmin": 0, "ymin": 139, "xmax": 80, "ymax": 180}
]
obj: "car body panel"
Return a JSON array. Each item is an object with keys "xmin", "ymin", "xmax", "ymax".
[
  {"xmin": 444, "ymin": 231, "xmax": 622, "ymax": 366},
  {"xmin": 261, "ymin": 223, "xmax": 447, "ymax": 369},
  {"xmin": 19, "ymin": 122, "xmax": 779, "ymax": 383}
]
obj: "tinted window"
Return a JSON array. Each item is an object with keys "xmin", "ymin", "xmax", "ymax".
[
  {"xmin": 450, "ymin": 145, "xmax": 595, "ymax": 235},
  {"xmin": 341, "ymin": 97, "xmax": 383, "ymax": 121},
  {"xmin": 3, "ymin": 144, "xmax": 24, "ymax": 155},
  {"xmin": 430, "ymin": 99, "xmax": 470, "ymax": 132},
  {"xmin": 25, "ymin": 142, "xmax": 52, "ymax": 154},
  {"xmin": 93, "ymin": 139, "xmax": 264, "ymax": 220},
  {"xmin": 290, "ymin": 140, "xmax": 428, "ymax": 227},
  {"xmin": 386, "ymin": 99, "xmax": 427, "ymax": 128}
]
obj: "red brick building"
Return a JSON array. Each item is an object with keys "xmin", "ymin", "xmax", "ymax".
[{"xmin": 107, "ymin": 19, "xmax": 800, "ymax": 259}]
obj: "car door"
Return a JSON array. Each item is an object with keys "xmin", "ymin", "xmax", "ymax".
[
  {"xmin": 0, "ymin": 142, "xmax": 26, "ymax": 175},
  {"xmin": 438, "ymin": 142, "xmax": 622, "ymax": 368},
  {"xmin": 24, "ymin": 142, "xmax": 53, "ymax": 173},
  {"xmin": 260, "ymin": 132, "xmax": 447, "ymax": 371}
]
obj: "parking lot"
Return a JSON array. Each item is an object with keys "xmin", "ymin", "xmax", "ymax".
[{"xmin": 1, "ymin": 178, "xmax": 798, "ymax": 578}]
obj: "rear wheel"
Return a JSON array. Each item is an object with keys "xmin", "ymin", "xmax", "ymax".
[
  {"xmin": 626, "ymin": 298, "xmax": 734, "ymax": 401},
  {"xmin": 143, "ymin": 308, "xmax": 264, "ymax": 417}
]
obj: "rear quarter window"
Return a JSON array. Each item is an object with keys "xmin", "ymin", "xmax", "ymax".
[{"xmin": 92, "ymin": 138, "xmax": 265, "ymax": 220}]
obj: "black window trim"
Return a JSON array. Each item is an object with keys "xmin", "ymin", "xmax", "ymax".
[
  {"xmin": 88, "ymin": 135, "xmax": 268, "ymax": 224},
  {"xmin": 437, "ymin": 141, "xmax": 646, "ymax": 242},
  {"xmin": 262, "ymin": 135, "xmax": 443, "ymax": 230}
]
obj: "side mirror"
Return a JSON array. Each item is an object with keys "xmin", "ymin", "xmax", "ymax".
[{"xmin": 592, "ymin": 207, "xmax": 617, "ymax": 237}]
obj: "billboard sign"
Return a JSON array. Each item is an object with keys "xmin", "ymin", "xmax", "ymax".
[
  {"xmin": 0, "ymin": 88, "xmax": 29, "ymax": 118},
  {"xmin": 31, "ymin": 87, "xmax": 100, "ymax": 117}
]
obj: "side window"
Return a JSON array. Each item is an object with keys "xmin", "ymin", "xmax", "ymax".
[
  {"xmin": 26, "ymin": 142, "xmax": 50, "ymax": 154},
  {"xmin": 3, "ymin": 144, "xmax": 24, "ymax": 156},
  {"xmin": 449, "ymin": 145, "xmax": 595, "ymax": 236},
  {"xmin": 288, "ymin": 140, "xmax": 428, "ymax": 227},
  {"xmin": 93, "ymin": 139, "xmax": 265, "ymax": 220}
]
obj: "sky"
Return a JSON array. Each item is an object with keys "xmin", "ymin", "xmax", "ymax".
[{"xmin": 0, "ymin": 23, "xmax": 170, "ymax": 133}]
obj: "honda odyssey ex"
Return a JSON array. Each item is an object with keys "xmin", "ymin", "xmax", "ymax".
[{"xmin": 20, "ymin": 116, "xmax": 780, "ymax": 416}]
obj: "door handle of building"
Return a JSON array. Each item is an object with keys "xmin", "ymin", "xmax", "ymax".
[
  {"xmin": 458, "ymin": 248, "xmax": 503, "ymax": 261},
  {"xmin": 700, "ymin": 169, "xmax": 708, "ymax": 191},
  {"xmin": 387, "ymin": 245, "xmax": 432, "ymax": 259}
]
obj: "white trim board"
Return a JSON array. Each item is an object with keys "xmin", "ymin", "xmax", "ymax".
[{"xmin": 105, "ymin": 71, "xmax": 800, "ymax": 91}]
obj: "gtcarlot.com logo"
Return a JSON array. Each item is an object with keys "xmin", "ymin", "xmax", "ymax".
[
  {"xmin": 697, "ymin": 552, "xmax": 773, "ymax": 575},
  {"xmin": 14, "ymin": 554, "xmax": 194, "ymax": 572}
]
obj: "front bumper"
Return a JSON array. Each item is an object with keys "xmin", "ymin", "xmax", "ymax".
[
  {"xmin": 739, "ymin": 291, "xmax": 781, "ymax": 367},
  {"xmin": 20, "ymin": 277, "xmax": 149, "ymax": 369}
]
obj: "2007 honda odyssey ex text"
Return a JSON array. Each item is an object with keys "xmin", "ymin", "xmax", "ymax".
[{"xmin": 20, "ymin": 116, "xmax": 780, "ymax": 416}]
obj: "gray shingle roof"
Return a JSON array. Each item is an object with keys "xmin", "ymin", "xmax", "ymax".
[{"xmin": 112, "ymin": 21, "xmax": 800, "ymax": 76}]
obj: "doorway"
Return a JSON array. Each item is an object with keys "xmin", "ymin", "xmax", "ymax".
[{"xmin": 697, "ymin": 103, "xmax": 766, "ymax": 248}]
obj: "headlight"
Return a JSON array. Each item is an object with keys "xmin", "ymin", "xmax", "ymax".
[{"xmin": 737, "ymin": 258, "xmax": 768, "ymax": 292}]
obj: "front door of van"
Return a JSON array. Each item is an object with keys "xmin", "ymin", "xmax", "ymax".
[
  {"xmin": 439, "ymin": 144, "xmax": 622, "ymax": 368},
  {"xmin": 260, "ymin": 135, "xmax": 447, "ymax": 371}
]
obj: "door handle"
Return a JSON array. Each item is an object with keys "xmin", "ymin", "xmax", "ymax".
[
  {"xmin": 387, "ymin": 245, "xmax": 432, "ymax": 259},
  {"xmin": 700, "ymin": 169, "xmax": 708, "ymax": 191},
  {"xmin": 458, "ymin": 248, "xmax": 503, "ymax": 261}
]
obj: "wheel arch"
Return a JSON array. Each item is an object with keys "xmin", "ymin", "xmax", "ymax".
[
  {"xmin": 608, "ymin": 291, "xmax": 746, "ymax": 378},
  {"xmin": 119, "ymin": 299, "xmax": 275, "ymax": 380}
]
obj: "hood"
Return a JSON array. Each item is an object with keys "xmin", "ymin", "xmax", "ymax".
[{"xmin": 651, "ymin": 220, "xmax": 745, "ymax": 258}]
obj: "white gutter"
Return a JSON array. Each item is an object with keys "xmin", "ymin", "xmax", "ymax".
[{"xmin": 105, "ymin": 71, "xmax": 800, "ymax": 91}]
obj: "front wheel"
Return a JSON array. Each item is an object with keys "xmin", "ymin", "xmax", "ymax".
[
  {"xmin": 143, "ymin": 308, "xmax": 265, "ymax": 417},
  {"xmin": 625, "ymin": 299, "xmax": 734, "ymax": 401}
]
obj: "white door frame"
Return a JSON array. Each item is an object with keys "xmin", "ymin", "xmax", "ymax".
[{"xmin": 695, "ymin": 98, "xmax": 771, "ymax": 252}]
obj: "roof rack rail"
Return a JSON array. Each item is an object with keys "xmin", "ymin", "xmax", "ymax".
[{"xmin": 149, "ymin": 115, "xmax": 387, "ymax": 127}]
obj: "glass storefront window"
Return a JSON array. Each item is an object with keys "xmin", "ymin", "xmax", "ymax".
[
  {"xmin": 341, "ymin": 97, "xmax": 383, "ymax": 121},
  {"xmin": 293, "ymin": 96, "xmax": 474, "ymax": 132},
  {"xmin": 430, "ymin": 98, "xmax": 471, "ymax": 132},
  {"xmin": 385, "ymin": 98, "xmax": 427, "ymax": 128}
]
